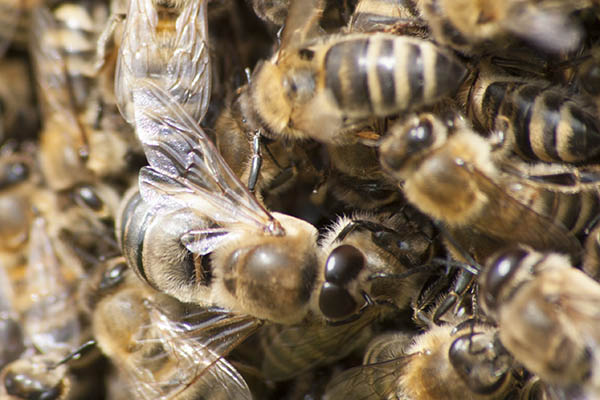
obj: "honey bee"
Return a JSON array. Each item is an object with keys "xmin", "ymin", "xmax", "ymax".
[
  {"xmin": 118, "ymin": 80, "xmax": 435, "ymax": 327},
  {"xmin": 31, "ymin": 3, "xmax": 135, "ymax": 190},
  {"xmin": 81, "ymin": 257, "xmax": 261, "ymax": 400},
  {"xmin": 114, "ymin": 0, "xmax": 211, "ymax": 126},
  {"xmin": 324, "ymin": 320, "xmax": 518, "ymax": 400},
  {"xmin": 416, "ymin": 0, "xmax": 583, "ymax": 54},
  {"xmin": 480, "ymin": 246, "xmax": 600, "ymax": 399},
  {"xmin": 379, "ymin": 110, "xmax": 585, "ymax": 262},
  {"xmin": 248, "ymin": 0, "xmax": 467, "ymax": 144},
  {"xmin": 461, "ymin": 61, "xmax": 600, "ymax": 165},
  {"xmin": 256, "ymin": 211, "xmax": 435, "ymax": 381},
  {"xmin": 0, "ymin": 354, "xmax": 72, "ymax": 400}
]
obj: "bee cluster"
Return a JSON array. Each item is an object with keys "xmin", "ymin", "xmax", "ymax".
[{"xmin": 2, "ymin": 0, "xmax": 600, "ymax": 399}]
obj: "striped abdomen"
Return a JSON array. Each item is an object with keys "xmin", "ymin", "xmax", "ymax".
[
  {"xmin": 475, "ymin": 79, "xmax": 600, "ymax": 164},
  {"xmin": 323, "ymin": 34, "xmax": 467, "ymax": 118},
  {"xmin": 117, "ymin": 190, "xmax": 212, "ymax": 303}
]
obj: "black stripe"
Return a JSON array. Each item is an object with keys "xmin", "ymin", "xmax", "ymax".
[
  {"xmin": 376, "ymin": 38, "xmax": 396, "ymax": 110},
  {"xmin": 560, "ymin": 193, "xmax": 580, "ymax": 232},
  {"xmin": 540, "ymin": 91, "xmax": 562, "ymax": 161},
  {"xmin": 325, "ymin": 41, "xmax": 346, "ymax": 109},
  {"xmin": 482, "ymin": 82, "xmax": 509, "ymax": 130},
  {"xmin": 507, "ymin": 84, "xmax": 541, "ymax": 160},
  {"xmin": 407, "ymin": 43, "xmax": 423, "ymax": 105},
  {"xmin": 434, "ymin": 51, "xmax": 466, "ymax": 99},
  {"xmin": 567, "ymin": 105, "xmax": 600, "ymax": 161}
]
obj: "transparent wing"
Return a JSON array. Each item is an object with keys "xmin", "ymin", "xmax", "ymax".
[
  {"xmin": 135, "ymin": 79, "xmax": 284, "ymax": 236},
  {"xmin": 24, "ymin": 217, "xmax": 81, "ymax": 355},
  {"xmin": 324, "ymin": 356, "xmax": 413, "ymax": 400},
  {"xmin": 261, "ymin": 310, "xmax": 376, "ymax": 381},
  {"xmin": 30, "ymin": 5, "xmax": 89, "ymax": 156},
  {"xmin": 468, "ymin": 166, "xmax": 582, "ymax": 258},
  {"xmin": 115, "ymin": 0, "xmax": 210, "ymax": 124},
  {"xmin": 125, "ymin": 304, "xmax": 261, "ymax": 400}
]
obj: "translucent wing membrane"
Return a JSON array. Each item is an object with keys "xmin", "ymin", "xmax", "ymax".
[
  {"xmin": 126, "ymin": 304, "xmax": 261, "ymax": 400},
  {"xmin": 135, "ymin": 79, "xmax": 284, "ymax": 236},
  {"xmin": 115, "ymin": 0, "xmax": 210, "ymax": 123}
]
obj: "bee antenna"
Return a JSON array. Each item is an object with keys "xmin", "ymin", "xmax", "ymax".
[{"xmin": 51, "ymin": 340, "xmax": 97, "ymax": 368}]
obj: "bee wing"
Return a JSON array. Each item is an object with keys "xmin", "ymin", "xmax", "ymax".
[
  {"xmin": 135, "ymin": 79, "xmax": 284, "ymax": 236},
  {"xmin": 126, "ymin": 305, "xmax": 261, "ymax": 400},
  {"xmin": 278, "ymin": 0, "xmax": 325, "ymax": 51},
  {"xmin": 262, "ymin": 312, "xmax": 376, "ymax": 381},
  {"xmin": 467, "ymin": 166, "xmax": 582, "ymax": 258},
  {"xmin": 324, "ymin": 356, "xmax": 414, "ymax": 400},
  {"xmin": 115, "ymin": 0, "xmax": 210, "ymax": 123},
  {"xmin": 30, "ymin": 5, "xmax": 89, "ymax": 155},
  {"xmin": 25, "ymin": 217, "xmax": 81, "ymax": 354}
]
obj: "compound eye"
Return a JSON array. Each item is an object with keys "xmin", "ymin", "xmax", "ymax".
[
  {"xmin": 325, "ymin": 245, "xmax": 365, "ymax": 285},
  {"xmin": 99, "ymin": 261, "xmax": 128, "ymax": 290},
  {"xmin": 481, "ymin": 248, "xmax": 528, "ymax": 312},
  {"xmin": 449, "ymin": 332, "xmax": 511, "ymax": 395},
  {"xmin": 406, "ymin": 118, "xmax": 434, "ymax": 153},
  {"xmin": 582, "ymin": 64, "xmax": 600, "ymax": 95},
  {"xmin": 4, "ymin": 371, "xmax": 61, "ymax": 400},
  {"xmin": 318, "ymin": 282, "xmax": 357, "ymax": 320},
  {"xmin": 74, "ymin": 185, "xmax": 103, "ymax": 211},
  {"xmin": 0, "ymin": 161, "xmax": 29, "ymax": 190}
]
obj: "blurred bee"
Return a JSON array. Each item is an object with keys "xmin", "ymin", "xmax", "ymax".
[
  {"xmin": 480, "ymin": 246, "xmax": 600, "ymax": 399},
  {"xmin": 114, "ymin": 0, "xmax": 211, "ymax": 127},
  {"xmin": 80, "ymin": 257, "xmax": 261, "ymax": 400},
  {"xmin": 0, "ymin": 59, "xmax": 39, "ymax": 144},
  {"xmin": 416, "ymin": 0, "xmax": 583, "ymax": 54},
  {"xmin": 0, "ymin": 0, "xmax": 45, "ymax": 54},
  {"xmin": 248, "ymin": 0, "xmax": 467, "ymax": 144},
  {"xmin": 0, "ymin": 215, "xmax": 94, "ymax": 400},
  {"xmin": 461, "ymin": 61, "xmax": 600, "ymax": 165},
  {"xmin": 0, "ymin": 354, "xmax": 72, "ymax": 400},
  {"xmin": 379, "ymin": 110, "xmax": 586, "ymax": 262},
  {"xmin": 31, "ymin": 3, "xmax": 136, "ymax": 190},
  {"xmin": 324, "ymin": 320, "xmax": 518, "ymax": 400},
  {"xmin": 118, "ymin": 80, "xmax": 434, "ymax": 327}
]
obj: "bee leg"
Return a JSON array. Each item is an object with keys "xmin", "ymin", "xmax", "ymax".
[
  {"xmin": 50, "ymin": 340, "xmax": 97, "ymax": 368},
  {"xmin": 432, "ymin": 270, "xmax": 475, "ymax": 325},
  {"xmin": 247, "ymin": 130, "xmax": 263, "ymax": 193}
]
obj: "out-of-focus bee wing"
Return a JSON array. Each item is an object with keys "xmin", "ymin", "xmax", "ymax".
[
  {"xmin": 467, "ymin": 166, "xmax": 582, "ymax": 257},
  {"xmin": 262, "ymin": 312, "xmax": 375, "ymax": 381},
  {"xmin": 126, "ymin": 305, "xmax": 261, "ymax": 400},
  {"xmin": 24, "ymin": 217, "xmax": 80, "ymax": 354},
  {"xmin": 0, "ymin": 0, "xmax": 20, "ymax": 57},
  {"xmin": 324, "ymin": 356, "xmax": 413, "ymax": 400},
  {"xmin": 135, "ymin": 79, "xmax": 284, "ymax": 236},
  {"xmin": 502, "ymin": 4, "xmax": 581, "ymax": 53},
  {"xmin": 278, "ymin": 0, "xmax": 325, "ymax": 51},
  {"xmin": 29, "ymin": 5, "xmax": 88, "ymax": 154},
  {"xmin": 115, "ymin": 0, "xmax": 210, "ymax": 123}
]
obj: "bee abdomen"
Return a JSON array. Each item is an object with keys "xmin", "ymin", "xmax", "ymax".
[
  {"xmin": 324, "ymin": 35, "xmax": 467, "ymax": 118},
  {"xmin": 481, "ymin": 81, "xmax": 600, "ymax": 163}
]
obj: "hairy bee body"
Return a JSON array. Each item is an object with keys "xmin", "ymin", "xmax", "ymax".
[
  {"xmin": 481, "ymin": 246, "xmax": 600, "ymax": 399},
  {"xmin": 251, "ymin": 32, "xmax": 467, "ymax": 143},
  {"xmin": 325, "ymin": 321, "xmax": 518, "ymax": 400},
  {"xmin": 464, "ymin": 65, "xmax": 600, "ymax": 164},
  {"xmin": 348, "ymin": 0, "xmax": 424, "ymax": 33},
  {"xmin": 380, "ymin": 111, "xmax": 585, "ymax": 262}
]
